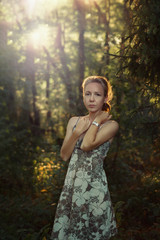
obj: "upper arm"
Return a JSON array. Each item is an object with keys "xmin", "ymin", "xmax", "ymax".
[
  {"xmin": 61, "ymin": 116, "xmax": 78, "ymax": 146},
  {"xmin": 82, "ymin": 120, "xmax": 119, "ymax": 151}
]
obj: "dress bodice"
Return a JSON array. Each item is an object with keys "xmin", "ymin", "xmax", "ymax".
[
  {"xmin": 74, "ymin": 138, "xmax": 110, "ymax": 158},
  {"xmin": 72, "ymin": 116, "xmax": 110, "ymax": 160}
]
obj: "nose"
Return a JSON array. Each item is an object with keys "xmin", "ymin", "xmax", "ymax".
[{"xmin": 90, "ymin": 94, "xmax": 95, "ymax": 101}]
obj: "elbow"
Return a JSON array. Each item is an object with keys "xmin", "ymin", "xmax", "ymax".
[
  {"xmin": 80, "ymin": 144, "xmax": 92, "ymax": 152},
  {"xmin": 60, "ymin": 150, "xmax": 70, "ymax": 162},
  {"xmin": 60, "ymin": 151, "xmax": 67, "ymax": 162},
  {"xmin": 60, "ymin": 154, "xmax": 68, "ymax": 162}
]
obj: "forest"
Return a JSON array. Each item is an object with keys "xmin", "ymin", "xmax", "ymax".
[{"xmin": 0, "ymin": 0, "xmax": 160, "ymax": 239}]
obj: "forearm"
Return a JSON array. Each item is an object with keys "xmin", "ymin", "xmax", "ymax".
[
  {"xmin": 60, "ymin": 131, "xmax": 80, "ymax": 161},
  {"xmin": 80, "ymin": 123, "xmax": 99, "ymax": 151},
  {"xmin": 81, "ymin": 118, "xmax": 119, "ymax": 152}
]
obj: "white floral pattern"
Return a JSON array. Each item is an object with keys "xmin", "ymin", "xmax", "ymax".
[{"xmin": 51, "ymin": 138, "xmax": 117, "ymax": 240}]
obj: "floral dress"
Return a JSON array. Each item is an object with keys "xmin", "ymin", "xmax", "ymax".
[{"xmin": 51, "ymin": 130, "xmax": 117, "ymax": 240}]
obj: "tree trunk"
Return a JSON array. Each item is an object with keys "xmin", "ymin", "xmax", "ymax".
[
  {"xmin": 75, "ymin": 0, "xmax": 86, "ymax": 113},
  {"xmin": 94, "ymin": 0, "xmax": 110, "ymax": 76},
  {"xmin": 0, "ymin": 21, "xmax": 17, "ymax": 120},
  {"xmin": 0, "ymin": 21, "xmax": 7, "ymax": 48},
  {"xmin": 54, "ymin": 23, "xmax": 75, "ymax": 112},
  {"xmin": 45, "ymin": 60, "xmax": 51, "ymax": 124},
  {"xmin": 25, "ymin": 41, "xmax": 40, "ymax": 130},
  {"xmin": 104, "ymin": 0, "xmax": 110, "ymax": 66}
]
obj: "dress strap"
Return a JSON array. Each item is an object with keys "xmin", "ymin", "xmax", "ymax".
[{"xmin": 72, "ymin": 117, "xmax": 80, "ymax": 132}]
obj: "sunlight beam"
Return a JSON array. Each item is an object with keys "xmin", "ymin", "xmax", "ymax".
[
  {"xmin": 25, "ymin": 0, "xmax": 36, "ymax": 18},
  {"xmin": 28, "ymin": 25, "xmax": 50, "ymax": 49},
  {"xmin": 24, "ymin": 0, "xmax": 68, "ymax": 18}
]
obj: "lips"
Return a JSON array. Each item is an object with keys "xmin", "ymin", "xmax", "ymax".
[{"xmin": 88, "ymin": 105, "xmax": 96, "ymax": 108}]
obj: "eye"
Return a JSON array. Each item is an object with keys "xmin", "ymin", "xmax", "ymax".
[
  {"xmin": 95, "ymin": 93, "xmax": 101, "ymax": 96},
  {"xmin": 85, "ymin": 92, "xmax": 90, "ymax": 96}
]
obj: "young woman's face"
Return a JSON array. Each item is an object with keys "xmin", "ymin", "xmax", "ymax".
[{"xmin": 83, "ymin": 82, "xmax": 107, "ymax": 113}]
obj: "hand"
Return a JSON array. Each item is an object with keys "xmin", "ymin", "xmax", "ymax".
[
  {"xmin": 75, "ymin": 116, "xmax": 91, "ymax": 136},
  {"xmin": 94, "ymin": 111, "xmax": 112, "ymax": 124}
]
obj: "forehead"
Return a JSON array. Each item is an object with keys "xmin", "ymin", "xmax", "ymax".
[{"xmin": 84, "ymin": 82, "xmax": 104, "ymax": 92}]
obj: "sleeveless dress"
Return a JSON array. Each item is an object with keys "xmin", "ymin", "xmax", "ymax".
[{"xmin": 51, "ymin": 121, "xmax": 117, "ymax": 240}]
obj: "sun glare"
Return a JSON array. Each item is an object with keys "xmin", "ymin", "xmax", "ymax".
[
  {"xmin": 29, "ymin": 25, "xmax": 50, "ymax": 49},
  {"xmin": 25, "ymin": 0, "xmax": 68, "ymax": 48},
  {"xmin": 25, "ymin": 0, "xmax": 68, "ymax": 18},
  {"xmin": 25, "ymin": 0, "xmax": 36, "ymax": 18}
]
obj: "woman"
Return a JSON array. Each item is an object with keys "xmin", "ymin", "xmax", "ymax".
[{"xmin": 51, "ymin": 76, "xmax": 119, "ymax": 240}]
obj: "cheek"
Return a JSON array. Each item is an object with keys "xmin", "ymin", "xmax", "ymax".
[
  {"xmin": 99, "ymin": 99, "xmax": 105, "ymax": 107},
  {"xmin": 83, "ymin": 97, "xmax": 87, "ymax": 105},
  {"xmin": 83, "ymin": 96, "xmax": 88, "ymax": 103},
  {"xmin": 98, "ymin": 97, "xmax": 104, "ymax": 103}
]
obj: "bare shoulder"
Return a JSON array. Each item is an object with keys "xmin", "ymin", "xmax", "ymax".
[
  {"xmin": 63, "ymin": 116, "xmax": 80, "ymax": 141},
  {"xmin": 67, "ymin": 116, "xmax": 80, "ymax": 129}
]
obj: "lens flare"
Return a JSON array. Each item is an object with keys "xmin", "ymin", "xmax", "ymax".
[{"xmin": 28, "ymin": 25, "xmax": 50, "ymax": 49}]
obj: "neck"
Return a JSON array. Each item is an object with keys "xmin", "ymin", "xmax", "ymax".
[{"xmin": 88, "ymin": 110, "xmax": 101, "ymax": 122}]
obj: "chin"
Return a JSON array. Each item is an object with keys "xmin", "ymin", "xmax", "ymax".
[{"xmin": 88, "ymin": 109, "xmax": 98, "ymax": 113}]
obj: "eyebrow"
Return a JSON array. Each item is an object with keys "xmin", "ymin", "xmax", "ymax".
[{"xmin": 85, "ymin": 90, "xmax": 102, "ymax": 94}]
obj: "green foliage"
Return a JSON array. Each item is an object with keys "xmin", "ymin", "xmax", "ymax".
[
  {"xmin": 122, "ymin": 0, "xmax": 160, "ymax": 89},
  {"xmin": 0, "ymin": 194, "xmax": 53, "ymax": 240}
]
